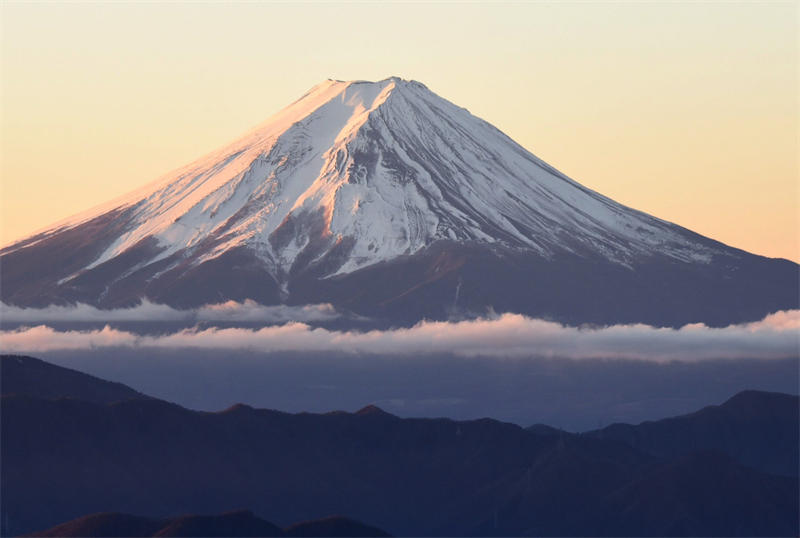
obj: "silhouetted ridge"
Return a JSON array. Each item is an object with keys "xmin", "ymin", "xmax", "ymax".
[
  {"xmin": 594, "ymin": 451, "xmax": 799, "ymax": 536},
  {"xmin": 4, "ymin": 357, "xmax": 798, "ymax": 537},
  {"xmin": 27, "ymin": 512, "xmax": 165, "ymax": 537},
  {"xmin": 285, "ymin": 516, "xmax": 391, "ymax": 537},
  {"xmin": 1, "ymin": 354, "xmax": 148, "ymax": 404},
  {"xmin": 27, "ymin": 510, "xmax": 388, "ymax": 537},
  {"xmin": 721, "ymin": 389, "xmax": 798, "ymax": 413},
  {"xmin": 355, "ymin": 404, "xmax": 394, "ymax": 417},
  {"xmin": 153, "ymin": 510, "xmax": 283, "ymax": 537},
  {"xmin": 526, "ymin": 423, "xmax": 565, "ymax": 436},
  {"xmin": 588, "ymin": 389, "xmax": 800, "ymax": 476},
  {"xmin": 220, "ymin": 403, "xmax": 257, "ymax": 414}
]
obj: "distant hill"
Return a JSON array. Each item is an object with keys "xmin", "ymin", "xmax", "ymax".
[
  {"xmin": 1, "ymin": 354, "xmax": 148, "ymax": 404},
  {"xmin": 152, "ymin": 510, "xmax": 283, "ymax": 537},
  {"xmin": 586, "ymin": 390, "xmax": 800, "ymax": 476},
  {"xmin": 2, "ymin": 356, "xmax": 797, "ymax": 537},
  {"xmin": 27, "ymin": 510, "xmax": 387, "ymax": 537},
  {"xmin": 284, "ymin": 516, "xmax": 390, "ymax": 537},
  {"xmin": 28, "ymin": 512, "xmax": 165, "ymax": 538}
]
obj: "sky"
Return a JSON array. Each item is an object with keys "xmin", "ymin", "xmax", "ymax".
[{"xmin": 1, "ymin": 1, "xmax": 797, "ymax": 261}]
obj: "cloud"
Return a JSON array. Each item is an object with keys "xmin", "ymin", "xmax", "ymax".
[
  {"xmin": 195, "ymin": 301, "xmax": 340, "ymax": 323},
  {"xmin": 1, "ymin": 324, "xmax": 140, "ymax": 350},
  {"xmin": 1, "ymin": 310, "xmax": 797, "ymax": 361},
  {"xmin": 0, "ymin": 300, "xmax": 340, "ymax": 324}
]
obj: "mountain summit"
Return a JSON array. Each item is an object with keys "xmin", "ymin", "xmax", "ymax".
[{"xmin": 2, "ymin": 78, "xmax": 796, "ymax": 325}]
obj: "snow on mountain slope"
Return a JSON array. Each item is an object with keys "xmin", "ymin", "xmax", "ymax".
[{"xmin": 7, "ymin": 77, "xmax": 722, "ymax": 287}]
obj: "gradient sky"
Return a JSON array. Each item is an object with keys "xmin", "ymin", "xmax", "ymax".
[{"xmin": 1, "ymin": 2, "xmax": 797, "ymax": 261}]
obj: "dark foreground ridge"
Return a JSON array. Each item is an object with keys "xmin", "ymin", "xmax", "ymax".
[
  {"xmin": 0, "ymin": 354, "xmax": 149, "ymax": 404},
  {"xmin": 2, "ymin": 355, "xmax": 798, "ymax": 537},
  {"xmin": 27, "ymin": 510, "xmax": 390, "ymax": 537},
  {"xmin": 586, "ymin": 389, "xmax": 800, "ymax": 476}
]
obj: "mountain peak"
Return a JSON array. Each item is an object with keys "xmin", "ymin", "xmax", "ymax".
[
  {"xmin": 25, "ymin": 75, "xmax": 722, "ymax": 281},
  {"xmin": 355, "ymin": 404, "xmax": 394, "ymax": 417},
  {"xmin": 325, "ymin": 76, "xmax": 424, "ymax": 86},
  {"xmin": 1, "ymin": 79, "xmax": 796, "ymax": 325}
]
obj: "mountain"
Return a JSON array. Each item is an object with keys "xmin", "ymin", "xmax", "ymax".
[
  {"xmin": 0, "ymin": 355, "xmax": 149, "ymax": 404},
  {"xmin": 2, "ymin": 356, "xmax": 797, "ymax": 537},
  {"xmin": 443, "ymin": 448, "xmax": 798, "ymax": 537},
  {"xmin": 1, "ymin": 78, "xmax": 796, "ymax": 326},
  {"xmin": 27, "ymin": 512, "xmax": 167, "ymax": 538},
  {"xmin": 587, "ymin": 390, "xmax": 799, "ymax": 476},
  {"xmin": 592, "ymin": 451, "xmax": 799, "ymax": 537},
  {"xmin": 26, "ymin": 510, "xmax": 389, "ymax": 537},
  {"xmin": 284, "ymin": 516, "xmax": 391, "ymax": 537},
  {"xmin": 152, "ymin": 510, "xmax": 283, "ymax": 537}
]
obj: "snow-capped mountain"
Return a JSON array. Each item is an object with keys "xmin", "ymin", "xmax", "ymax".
[{"xmin": 2, "ymin": 78, "xmax": 797, "ymax": 326}]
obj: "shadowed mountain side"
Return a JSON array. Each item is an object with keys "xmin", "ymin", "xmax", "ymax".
[
  {"xmin": 3, "ymin": 238, "xmax": 797, "ymax": 328},
  {"xmin": 0, "ymin": 355, "xmax": 149, "ymax": 404},
  {"xmin": 2, "ymin": 396, "xmax": 797, "ymax": 535},
  {"xmin": 592, "ymin": 451, "xmax": 799, "ymax": 537},
  {"xmin": 287, "ymin": 243, "xmax": 799, "ymax": 328},
  {"xmin": 586, "ymin": 390, "xmax": 800, "ymax": 476},
  {"xmin": 2, "ymin": 357, "xmax": 798, "ymax": 536},
  {"xmin": 438, "ymin": 448, "xmax": 798, "ymax": 537},
  {"xmin": 1, "ymin": 394, "xmax": 550, "ymax": 536},
  {"xmin": 26, "ymin": 510, "xmax": 389, "ymax": 537}
]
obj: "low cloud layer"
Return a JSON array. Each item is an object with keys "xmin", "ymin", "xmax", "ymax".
[
  {"xmin": 1, "ymin": 308, "xmax": 797, "ymax": 362},
  {"xmin": 0, "ymin": 300, "xmax": 340, "ymax": 324}
]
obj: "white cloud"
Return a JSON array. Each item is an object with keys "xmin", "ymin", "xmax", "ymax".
[
  {"xmin": 0, "ymin": 300, "xmax": 340, "ymax": 324},
  {"xmin": 1, "ymin": 309, "xmax": 797, "ymax": 361}
]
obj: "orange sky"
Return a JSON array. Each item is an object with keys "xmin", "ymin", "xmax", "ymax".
[{"xmin": 1, "ymin": 2, "xmax": 797, "ymax": 261}]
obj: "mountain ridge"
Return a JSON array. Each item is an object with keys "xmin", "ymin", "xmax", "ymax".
[
  {"xmin": 26, "ymin": 509, "xmax": 390, "ymax": 537},
  {"xmin": 586, "ymin": 389, "xmax": 799, "ymax": 477},
  {"xmin": 2, "ymin": 355, "xmax": 798, "ymax": 536}
]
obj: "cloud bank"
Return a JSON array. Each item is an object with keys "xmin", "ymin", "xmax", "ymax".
[
  {"xmin": 1, "ymin": 308, "xmax": 797, "ymax": 362},
  {"xmin": 0, "ymin": 300, "xmax": 340, "ymax": 324}
]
